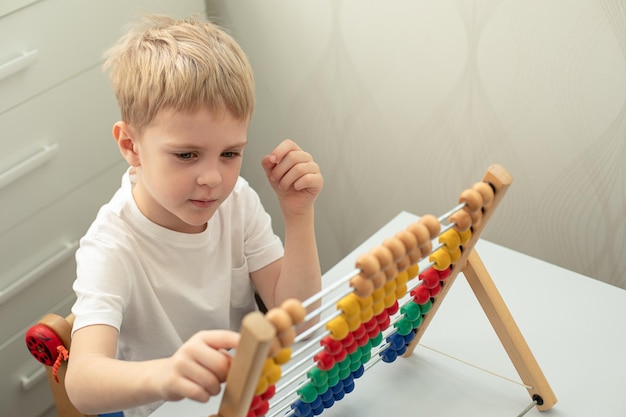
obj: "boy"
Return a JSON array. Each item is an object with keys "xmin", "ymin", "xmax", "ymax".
[{"xmin": 65, "ymin": 14, "xmax": 323, "ymax": 417}]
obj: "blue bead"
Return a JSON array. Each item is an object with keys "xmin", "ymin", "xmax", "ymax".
[
  {"xmin": 312, "ymin": 404, "xmax": 324, "ymax": 415},
  {"xmin": 403, "ymin": 330, "xmax": 416, "ymax": 344},
  {"xmin": 322, "ymin": 397, "xmax": 335, "ymax": 409},
  {"xmin": 344, "ymin": 381, "xmax": 355, "ymax": 393},
  {"xmin": 320, "ymin": 389, "xmax": 333, "ymax": 402},
  {"xmin": 380, "ymin": 348, "xmax": 398, "ymax": 363},
  {"xmin": 333, "ymin": 390, "xmax": 345, "ymax": 401},
  {"xmin": 352, "ymin": 364, "xmax": 365, "ymax": 379},
  {"xmin": 386, "ymin": 333, "xmax": 405, "ymax": 350},
  {"xmin": 342, "ymin": 374, "xmax": 354, "ymax": 386},
  {"xmin": 310, "ymin": 396, "xmax": 323, "ymax": 409},
  {"xmin": 331, "ymin": 381, "xmax": 344, "ymax": 394},
  {"xmin": 290, "ymin": 400, "xmax": 312, "ymax": 417}
]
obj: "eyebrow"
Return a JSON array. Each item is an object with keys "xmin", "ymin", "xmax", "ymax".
[{"xmin": 165, "ymin": 140, "xmax": 248, "ymax": 150}]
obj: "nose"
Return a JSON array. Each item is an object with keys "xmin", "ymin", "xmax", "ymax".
[{"xmin": 197, "ymin": 162, "xmax": 222, "ymax": 188}]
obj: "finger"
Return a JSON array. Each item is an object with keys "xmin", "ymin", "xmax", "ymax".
[
  {"xmin": 267, "ymin": 139, "xmax": 301, "ymax": 165},
  {"xmin": 269, "ymin": 151, "xmax": 314, "ymax": 185},
  {"xmin": 277, "ymin": 161, "xmax": 320, "ymax": 191}
]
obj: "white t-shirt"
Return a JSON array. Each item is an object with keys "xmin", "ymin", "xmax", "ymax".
[{"xmin": 71, "ymin": 168, "xmax": 283, "ymax": 417}]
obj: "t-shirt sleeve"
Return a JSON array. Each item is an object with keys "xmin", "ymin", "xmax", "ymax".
[
  {"xmin": 240, "ymin": 181, "xmax": 284, "ymax": 273},
  {"xmin": 71, "ymin": 231, "xmax": 132, "ymax": 335}
]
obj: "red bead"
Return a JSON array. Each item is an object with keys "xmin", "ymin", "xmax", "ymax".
[
  {"xmin": 378, "ymin": 314, "xmax": 391, "ymax": 331},
  {"xmin": 352, "ymin": 323, "xmax": 367, "ymax": 341},
  {"xmin": 419, "ymin": 268, "xmax": 440, "ymax": 289},
  {"xmin": 386, "ymin": 300, "xmax": 399, "ymax": 315},
  {"xmin": 429, "ymin": 281, "xmax": 442, "ymax": 297},
  {"xmin": 375, "ymin": 310, "xmax": 389, "ymax": 324},
  {"xmin": 344, "ymin": 337, "xmax": 359, "ymax": 354},
  {"xmin": 255, "ymin": 400, "xmax": 270, "ymax": 416},
  {"xmin": 333, "ymin": 347, "xmax": 348, "ymax": 363},
  {"xmin": 341, "ymin": 332, "xmax": 355, "ymax": 348},
  {"xmin": 320, "ymin": 336, "xmax": 343, "ymax": 355},
  {"xmin": 356, "ymin": 333, "xmax": 370, "ymax": 347},
  {"xmin": 250, "ymin": 395, "xmax": 263, "ymax": 410},
  {"xmin": 410, "ymin": 285, "xmax": 430, "ymax": 305},
  {"xmin": 314, "ymin": 351, "xmax": 336, "ymax": 371},
  {"xmin": 261, "ymin": 384, "xmax": 276, "ymax": 401},
  {"xmin": 364, "ymin": 317, "xmax": 379, "ymax": 332},
  {"xmin": 438, "ymin": 266, "xmax": 451, "ymax": 280}
]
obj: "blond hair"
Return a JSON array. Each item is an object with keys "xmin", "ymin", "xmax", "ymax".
[{"xmin": 104, "ymin": 14, "xmax": 255, "ymax": 133}]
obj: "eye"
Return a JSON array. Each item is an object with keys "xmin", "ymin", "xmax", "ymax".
[
  {"xmin": 175, "ymin": 152, "xmax": 197, "ymax": 161},
  {"xmin": 221, "ymin": 151, "xmax": 241, "ymax": 159}
]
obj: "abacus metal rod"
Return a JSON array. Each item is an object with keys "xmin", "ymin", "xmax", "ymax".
[
  {"xmin": 301, "ymin": 268, "xmax": 360, "ymax": 310},
  {"xmin": 300, "ymin": 202, "xmax": 464, "ymax": 312},
  {"xmin": 295, "ymin": 310, "xmax": 340, "ymax": 342}
]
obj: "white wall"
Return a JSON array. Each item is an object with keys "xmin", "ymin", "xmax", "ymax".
[{"xmin": 207, "ymin": 0, "xmax": 626, "ymax": 288}]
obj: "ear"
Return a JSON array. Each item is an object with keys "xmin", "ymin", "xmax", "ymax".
[{"xmin": 113, "ymin": 121, "xmax": 141, "ymax": 167}]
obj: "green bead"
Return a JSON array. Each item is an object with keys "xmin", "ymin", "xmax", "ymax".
[
  {"xmin": 338, "ymin": 358, "xmax": 351, "ymax": 370},
  {"xmin": 327, "ymin": 374, "xmax": 340, "ymax": 387},
  {"xmin": 360, "ymin": 349, "xmax": 371, "ymax": 364},
  {"xmin": 327, "ymin": 363, "xmax": 340, "ymax": 377},
  {"xmin": 350, "ymin": 359, "xmax": 361, "ymax": 372},
  {"xmin": 338, "ymin": 365, "xmax": 351, "ymax": 379},
  {"xmin": 316, "ymin": 382, "xmax": 329, "ymax": 395},
  {"xmin": 349, "ymin": 350, "xmax": 362, "ymax": 364},
  {"xmin": 307, "ymin": 367, "xmax": 328, "ymax": 387},
  {"xmin": 360, "ymin": 339, "xmax": 372, "ymax": 352},
  {"xmin": 394, "ymin": 318, "xmax": 414, "ymax": 336},
  {"xmin": 297, "ymin": 383, "xmax": 319, "ymax": 403},
  {"xmin": 411, "ymin": 314, "xmax": 423, "ymax": 329},
  {"xmin": 400, "ymin": 302, "xmax": 421, "ymax": 321},
  {"xmin": 371, "ymin": 332, "xmax": 383, "ymax": 346},
  {"xmin": 420, "ymin": 299, "xmax": 433, "ymax": 313}
]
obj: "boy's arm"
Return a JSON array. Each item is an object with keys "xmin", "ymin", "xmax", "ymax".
[
  {"xmin": 252, "ymin": 140, "xmax": 323, "ymax": 310},
  {"xmin": 66, "ymin": 324, "xmax": 238, "ymax": 414}
]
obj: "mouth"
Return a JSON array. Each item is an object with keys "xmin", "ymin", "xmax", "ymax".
[{"xmin": 189, "ymin": 198, "xmax": 217, "ymax": 209}]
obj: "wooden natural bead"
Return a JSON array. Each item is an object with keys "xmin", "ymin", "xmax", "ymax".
[
  {"xmin": 281, "ymin": 299, "xmax": 306, "ymax": 325},
  {"xmin": 459, "ymin": 228, "xmax": 472, "ymax": 244},
  {"xmin": 396, "ymin": 255, "xmax": 411, "ymax": 272},
  {"xmin": 277, "ymin": 328, "xmax": 296, "ymax": 348},
  {"xmin": 395, "ymin": 230, "xmax": 417, "ymax": 253},
  {"xmin": 472, "ymin": 181, "xmax": 494, "ymax": 208},
  {"xmin": 372, "ymin": 271, "xmax": 386, "ymax": 289},
  {"xmin": 459, "ymin": 189, "xmax": 483, "ymax": 213},
  {"xmin": 384, "ymin": 264, "xmax": 398, "ymax": 281},
  {"xmin": 419, "ymin": 214, "xmax": 441, "ymax": 239},
  {"xmin": 450, "ymin": 209, "xmax": 472, "ymax": 232},
  {"xmin": 383, "ymin": 237, "xmax": 406, "ymax": 261},
  {"xmin": 371, "ymin": 246, "xmax": 393, "ymax": 269},
  {"xmin": 265, "ymin": 308, "xmax": 292, "ymax": 333},
  {"xmin": 469, "ymin": 207, "xmax": 483, "ymax": 227},
  {"xmin": 350, "ymin": 274, "xmax": 375, "ymax": 298},
  {"xmin": 355, "ymin": 253, "xmax": 380, "ymax": 277},
  {"xmin": 407, "ymin": 222, "xmax": 431, "ymax": 249}
]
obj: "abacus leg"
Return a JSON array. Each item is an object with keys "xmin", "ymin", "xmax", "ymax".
[
  {"xmin": 463, "ymin": 249, "xmax": 557, "ymax": 411},
  {"xmin": 212, "ymin": 312, "xmax": 276, "ymax": 417}
]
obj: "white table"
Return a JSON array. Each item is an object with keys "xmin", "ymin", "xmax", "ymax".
[{"xmin": 151, "ymin": 211, "xmax": 626, "ymax": 417}]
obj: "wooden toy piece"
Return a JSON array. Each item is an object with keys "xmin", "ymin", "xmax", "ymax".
[
  {"xmin": 280, "ymin": 298, "xmax": 306, "ymax": 325},
  {"xmin": 405, "ymin": 164, "xmax": 513, "ymax": 357},
  {"xmin": 449, "ymin": 209, "xmax": 472, "ymax": 232},
  {"xmin": 463, "ymin": 250, "xmax": 557, "ymax": 411},
  {"xmin": 349, "ymin": 274, "xmax": 375, "ymax": 298},
  {"xmin": 395, "ymin": 229, "xmax": 421, "ymax": 265},
  {"xmin": 407, "ymin": 221, "xmax": 433, "ymax": 256},
  {"xmin": 458, "ymin": 188, "xmax": 484, "ymax": 212},
  {"xmin": 211, "ymin": 312, "xmax": 276, "ymax": 417},
  {"xmin": 472, "ymin": 181, "xmax": 495, "ymax": 208},
  {"xmin": 418, "ymin": 214, "xmax": 441, "ymax": 238}
]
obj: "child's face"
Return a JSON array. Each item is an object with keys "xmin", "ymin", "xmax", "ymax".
[{"xmin": 131, "ymin": 106, "xmax": 249, "ymax": 233}]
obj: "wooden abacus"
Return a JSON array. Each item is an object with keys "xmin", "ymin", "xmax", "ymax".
[{"xmin": 211, "ymin": 164, "xmax": 556, "ymax": 417}]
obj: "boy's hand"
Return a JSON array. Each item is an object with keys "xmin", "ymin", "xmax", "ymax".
[
  {"xmin": 262, "ymin": 139, "xmax": 323, "ymax": 216},
  {"xmin": 157, "ymin": 330, "xmax": 239, "ymax": 403}
]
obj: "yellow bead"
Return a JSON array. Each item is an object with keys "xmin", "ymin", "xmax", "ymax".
[
  {"xmin": 372, "ymin": 300, "xmax": 385, "ymax": 315},
  {"xmin": 395, "ymin": 271, "xmax": 409, "ymax": 286},
  {"xmin": 336, "ymin": 293, "xmax": 361, "ymax": 317},
  {"xmin": 255, "ymin": 376, "xmax": 269, "ymax": 395},
  {"xmin": 438, "ymin": 228, "xmax": 461, "ymax": 250},
  {"xmin": 266, "ymin": 362, "xmax": 282, "ymax": 385},
  {"xmin": 273, "ymin": 347, "xmax": 291, "ymax": 365},
  {"xmin": 407, "ymin": 264, "xmax": 419, "ymax": 279},
  {"xmin": 326, "ymin": 315, "xmax": 349, "ymax": 340},
  {"xmin": 429, "ymin": 248, "xmax": 451, "ymax": 271}
]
